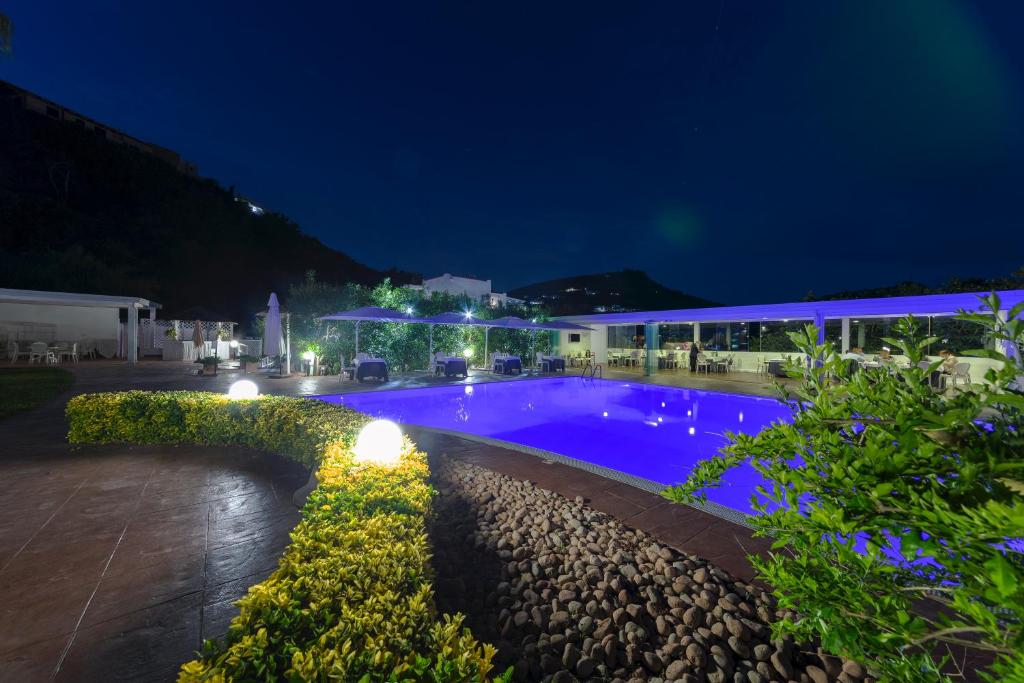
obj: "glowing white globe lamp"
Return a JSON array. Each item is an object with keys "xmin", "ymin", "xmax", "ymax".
[
  {"xmin": 227, "ymin": 380, "xmax": 259, "ymax": 400},
  {"xmin": 462, "ymin": 347, "xmax": 473, "ymax": 359},
  {"xmin": 353, "ymin": 419, "xmax": 404, "ymax": 466},
  {"xmin": 302, "ymin": 350, "xmax": 315, "ymax": 362},
  {"xmin": 229, "ymin": 340, "xmax": 239, "ymax": 348}
]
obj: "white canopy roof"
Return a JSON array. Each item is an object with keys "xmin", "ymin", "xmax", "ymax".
[{"xmin": 0, "ymin": 287, "xmax": 159, "ymax": 309}]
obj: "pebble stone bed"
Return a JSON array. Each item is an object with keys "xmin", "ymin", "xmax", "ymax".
[{"xmin": 430, "ymin": 455, "xmax": 872, "ymax": 683}]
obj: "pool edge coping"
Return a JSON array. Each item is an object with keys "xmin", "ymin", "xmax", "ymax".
[{"xmin": 406, "ymin": 424, "xmax": 756, "ymax": 530}]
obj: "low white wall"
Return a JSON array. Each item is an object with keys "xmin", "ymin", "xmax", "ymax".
[{"xmin": 0, "ymin": 303, "xmax": 119, "ymax": 342}]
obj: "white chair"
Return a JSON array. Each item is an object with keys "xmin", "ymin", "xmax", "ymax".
[
  {"xmin": 536, "ymin": 351, "xmax": 550, "ymax": 373},
  {"xmin": 59, "ymin": 342, "xmax": 79, "ymax": 363},
  {"xmin": 629, "ymin": 350, "xmax": 640, "ymax": 367},
  {"xmin": 430, "ymin": 351, "xmax": 446, "ymax": 376},
  {"xmin": 696, "ymin": 353, "xmax": 711, "ymax": 374},
  {"xmin": 951, "ymin": 362, "xmax": 971, "ymax": 386},
  {"xmin": 6, "ymin": 340, "xmax": 31, "ymax": 363},
  {"xmin": 29, "ymin": 342, "xmax": 48, "ymax": 364}
]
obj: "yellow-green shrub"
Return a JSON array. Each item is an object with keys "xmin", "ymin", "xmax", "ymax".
[{"xmin": 66, "ymin": 391, "xmax": 498, "ymax": 682}]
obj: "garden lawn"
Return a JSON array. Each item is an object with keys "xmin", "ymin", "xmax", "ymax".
[{"xmin": 0, "ymin": 367, "xmax": 73, "ymax": 420}]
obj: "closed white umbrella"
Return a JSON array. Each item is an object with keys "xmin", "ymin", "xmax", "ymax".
[{"xmin": 264, "ymin": 293, "xmax": 283, "ymax": 357}]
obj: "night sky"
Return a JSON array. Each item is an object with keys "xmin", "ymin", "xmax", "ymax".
[{"xmin": 3, "ymin": 1, "xmax": 1023, "ymax": 304}]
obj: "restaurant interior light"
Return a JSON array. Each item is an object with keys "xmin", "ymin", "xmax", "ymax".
[
  {"xmin": 353, "ymin": 420, "xmax": 403, "ymax": 466},
  {"xmin": 227, "ymin": 380, "xmax": 259, "ymax": 400}
]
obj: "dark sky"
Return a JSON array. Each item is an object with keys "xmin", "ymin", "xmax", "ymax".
[{"xmin": 3, "ymin": 1, "xmax": 1023, "ymax": 304}]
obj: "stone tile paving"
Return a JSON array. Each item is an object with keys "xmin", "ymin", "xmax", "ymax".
[{"xmin": 0, "ymin": 360, "xmax": 780, "ymax": 681}]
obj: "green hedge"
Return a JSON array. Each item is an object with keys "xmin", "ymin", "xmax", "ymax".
[{"xmin": 66, "ymin": 391, "xmax": 498, "ymax": 682}]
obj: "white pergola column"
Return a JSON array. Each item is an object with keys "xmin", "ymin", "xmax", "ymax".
[
  {"xmin": 693, "ymin": 322, "xmax": 701, "ymax": 344},
  {"xmin": 841, "ymin": 318, "xmax": 850, "ymax": 352},
  {"xmin": 724, "ymin": 323, "xmax": 731, "ymax": 350},
  {"xmin": 148, "ymin": 306, "xmax": 157, "ymax": 348},
  {"xmin": 814, "ymin": 311, "xmax": 825, "ymax": 345},
  {"xmin": 857, "ymin": 322, "xmax": 866, "ymax": 349},
  {"xmin": 127, "ymin": 305, "xmax": 139, "ymax": 364}
]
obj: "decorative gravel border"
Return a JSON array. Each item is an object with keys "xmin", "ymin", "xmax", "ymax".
[{"xmin": 411, "ymin": 425, "xmax": 755, "ymax": 530}]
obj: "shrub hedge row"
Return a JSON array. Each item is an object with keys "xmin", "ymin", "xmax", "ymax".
[{"xmin": 66, "ymin": 391, "xmax": 498, "ymax": 682}]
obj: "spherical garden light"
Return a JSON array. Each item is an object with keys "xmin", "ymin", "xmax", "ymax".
[
  {"xmin": 227, "ymin": 380, "xmax": 259, "ymax": 400},
  {"xmin": 353, "ymin": 419, "xmax": 404, "ymax": 466},
  {"xmin": 463, "ymin": 347, "xmax": 473, "ymax": 359}
]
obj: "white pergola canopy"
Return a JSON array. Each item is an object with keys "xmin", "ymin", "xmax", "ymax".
[{"xmin": 0, "ymin": 288, "xmax": 160, "ymax": 364}]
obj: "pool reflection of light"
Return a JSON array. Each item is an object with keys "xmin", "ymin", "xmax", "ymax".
[
  {"xmin": 464, "ymin": 385, "xmax": 474, "ymax": 395},
  {"xmin": 688, "ymin": 427, "xmax": 696, "ymax": 435},
  {"xmin": 739, "ymin": 411, "xmax": 744, "ymax": 422}
]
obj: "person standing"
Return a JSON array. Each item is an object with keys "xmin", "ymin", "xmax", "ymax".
[{"xmin": 689, "ymin": 341, "xmax": 700, "ymax": 372}]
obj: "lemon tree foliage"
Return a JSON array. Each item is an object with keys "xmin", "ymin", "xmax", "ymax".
[
  {"xmin": 664, "ymin": 294, "xmax": 1024, "ymax": 682},
  {"xmin": 66, "ymin": 392, "xmax": 501, "ymax": 682}
]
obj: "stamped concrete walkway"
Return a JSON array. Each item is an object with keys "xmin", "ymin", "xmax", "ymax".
[
  {"xmin": 0, "ymin": 383, "xmax": 307, "ymax": 682},
  {"xmin": 0, "ymin": 361, "xmax": 780, "ymax": 681}
]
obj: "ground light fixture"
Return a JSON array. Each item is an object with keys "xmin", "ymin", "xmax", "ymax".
[
  {"xmin": 227, "ymin": 380, "xmax": 259, "ymax": 400},
  {"xmin": 353, "ymin": 419, "xmax": 404, "ymax": 465}
]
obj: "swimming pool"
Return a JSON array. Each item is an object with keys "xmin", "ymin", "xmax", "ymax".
[{"xmin": 316, "ymin": 378, "xmax": 791, "ymax": 518}]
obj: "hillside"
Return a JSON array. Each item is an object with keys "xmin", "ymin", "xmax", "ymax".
[
  {"xmin": 807, "ymin": 269, "xmax": 1024, "ymax": 301},
  {"xmin": 0, "ymin": 81, "xmax": 416, "ymax": 324},
  {"xmin": 510, "ymin": 269, "xmax": 718, "ymax": 315}
]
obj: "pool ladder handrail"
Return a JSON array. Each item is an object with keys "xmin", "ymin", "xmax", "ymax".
[{"xmin": 580, "ymin": 360, "xmax": 602, "ymax": 380}]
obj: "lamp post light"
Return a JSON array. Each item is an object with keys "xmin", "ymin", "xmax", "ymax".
[{"xmin": 463, "ymin": 346, "xmax": 473, "ymax": 370}]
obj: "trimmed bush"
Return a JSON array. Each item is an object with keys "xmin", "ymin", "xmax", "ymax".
[{"xmin": 66, "ymin": 391, "xmax": 498, "ymax": 682}]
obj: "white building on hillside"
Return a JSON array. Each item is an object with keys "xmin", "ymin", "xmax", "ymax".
[{"xmin": 406, "ymin": 274, "xmax": 524, "ymax": 308}]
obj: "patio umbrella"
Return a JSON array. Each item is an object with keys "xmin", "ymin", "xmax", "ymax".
[
  {"xmin": 320, "ymin": 306, "xmax": 427, "ymax": 358},
  {"xmin": 421, "ymin": 311, "xmax": 479, "ymax": 366},
  {"xmin": 264, "ymin": 293, "xmax": 282, "ymax": 357}
]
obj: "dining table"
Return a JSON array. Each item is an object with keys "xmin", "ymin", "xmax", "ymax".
[
  {"xmin": 495, "ymin": 356, "xmax": 521, "ymax": 374},
  {"xmin": 443, "ymin": 357, "xmax": 468, "ymax": 377},
  {"xmin": 766, "ymin": 359, "xmax": 788, "ymax": 377}
]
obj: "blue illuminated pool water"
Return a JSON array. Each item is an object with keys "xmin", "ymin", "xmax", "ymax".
[{"xmin": 316, "ymin": 378, "xmax": 792, "ymax": 515}]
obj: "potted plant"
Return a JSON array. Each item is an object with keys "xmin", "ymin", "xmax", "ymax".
[
  {"xmin": 195, "ymin": 355, "xmax": 220, "ymax": 376},
  {"xmin": 164, "ymin": 328, "xmax": 178, "ymax": 340},
  {"xmin": 239, "ymin": 354, "xmax": 261, "ymax": 374}
]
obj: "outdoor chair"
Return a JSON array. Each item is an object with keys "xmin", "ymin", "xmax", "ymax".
[
  {"xmin": 536, "ymin": 352, "xmax": 550, "ymax": 373},
  {"xmin": 7, "ymin": 340, "xmax": 30, "ymax": 363},
  {"xmin": 696, "ymin": 354, "xmax": 711, "ymax": 374},
  {"xmin": 28, "ymin": 342, "xmax": 49, "ymax": 364},
  {"xmin": 59, "ymin": 343, "xmax": 79, "ymax": 363},
  {"xmin": 951, "ymin": 362, "xmax": 971, "ymax": 386},
  {"xmin": 629, "ymin": 350, "xmax": 640, "ymax": 367},
  {"xmin": 430, "ymin": 351, "xmax": 446, "ymax": 376}
]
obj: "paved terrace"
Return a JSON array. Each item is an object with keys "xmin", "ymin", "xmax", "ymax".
[{"xmin": 0, "ymin": 361, "xmax": 782, "ymax": 681}]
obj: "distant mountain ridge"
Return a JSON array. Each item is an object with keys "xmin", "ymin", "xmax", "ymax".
[
  {"xmin": 806, "ymin": 268, "xmax": 1024, "ymax": 302},
  {"xmin": 510, "ymin": 269, "xmax": 718, "ymax": 316},
  {"xmin": 0, "ymin": 80, "xmax": 417, "ymax": 324}
]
